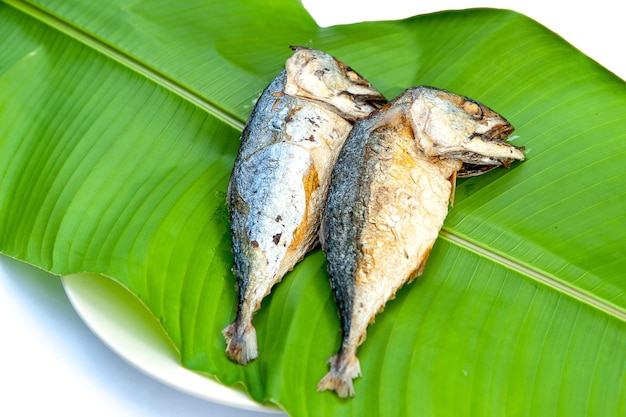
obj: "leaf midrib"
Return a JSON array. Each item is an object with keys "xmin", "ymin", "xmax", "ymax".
[
  {"xmin": 7, "ymin": 0, "xmax": 624, "ymax": 323},
  {"xmin": 440, "ymin": 230, "xmax": 626, "ymax": 322},
  {"xmin": 4, "ymin": 0, "xmax": 246, "ymax": 131}
]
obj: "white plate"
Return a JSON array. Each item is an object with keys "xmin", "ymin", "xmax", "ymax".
[{"xmin": 61, "ymin": 273, "xmax": 284, "ymax": 415}]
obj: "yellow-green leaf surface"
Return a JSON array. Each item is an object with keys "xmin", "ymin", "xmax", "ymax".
[{"xmin": 1, "ymin": 1, "xmax": 625, "ymax": 416}]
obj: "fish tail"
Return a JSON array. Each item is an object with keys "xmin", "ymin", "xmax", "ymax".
[
  {"xmin": 222, "ymin": 318, "xmax": 258, "ymax": 365},
  {"xmin": 317, "ymin": 351, "xmax": 361, "ymax": 397}
]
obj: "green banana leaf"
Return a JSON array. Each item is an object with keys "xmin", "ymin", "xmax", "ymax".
[{"xmin": 1, "ymin": 0, "xmax": 625, "ymax": 415}]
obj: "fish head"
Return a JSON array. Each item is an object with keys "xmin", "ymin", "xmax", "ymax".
[
  {"xmin": 407, "ymin": 86, "xmax": 525, "ymax": 176},
  {"xmin": 285, "ymin": 46, "xmax": 386, "ymax": 121}
]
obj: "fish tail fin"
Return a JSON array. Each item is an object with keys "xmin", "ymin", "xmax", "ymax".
[
  {"xmin": 317, "ymin": 352, "xmax": 361, "ymax": 397},
  {"xmin": 222, "ymin": 318, "xmax": 258, "ymax": 365}
]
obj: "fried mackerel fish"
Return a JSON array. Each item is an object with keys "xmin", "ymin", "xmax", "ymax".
[
  {"xmin": 319, "ymin": 86, "xmax": 525, "ymax": 397},
  {"xmin": 224, "ymin": 47, "xmax": 385, "ymax": 365}
]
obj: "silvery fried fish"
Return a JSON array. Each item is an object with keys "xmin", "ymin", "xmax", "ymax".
[
  {"xmin": 224, "ymin": 47, "xmax": 386, "ymax": 365},
  {"xmin": 318, "ymin": 86, "xmax": 525, "ymax": 397}
]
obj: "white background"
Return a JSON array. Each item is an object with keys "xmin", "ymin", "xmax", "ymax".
[
  {"xmin": 1, "ymin": 2, "xmax": 623, "ymax": 417},
  {"xmin": 303, "ymin": 0, "xmax": 625, "ymax": 81}
]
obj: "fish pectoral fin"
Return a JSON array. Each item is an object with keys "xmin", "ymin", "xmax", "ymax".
[
  {"xmin": 367, "ymin": 103, "xmax": 407, "ymax": 132},
  {"xmin": 448, "ymin": 170, "xmax": 457, "ymax": 207},
  {"xmin": 408, "ymin": 244, "xmax": 434, "ymax": 280},
  {"xmin": 317, "ymin": 352, "xmax": 361, "ymax": 398}
]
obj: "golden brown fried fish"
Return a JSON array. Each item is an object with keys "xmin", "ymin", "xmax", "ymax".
[{"xmin": 319, "ymin": 86, "xmax": 524, "ymax": 397}]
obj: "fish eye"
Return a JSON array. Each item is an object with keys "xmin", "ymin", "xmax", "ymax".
[
  {"xmin": 463, "ymin": 101, "xmax": 483, "ymax": 119},
  {"xmin": 314, "ymin": 67, "xmax": 327, "ymax": 76}
]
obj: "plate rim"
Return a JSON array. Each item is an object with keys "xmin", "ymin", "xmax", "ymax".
[{"xmin": 61, "ymin": 272, "xmax": 283, "ymax": 415}]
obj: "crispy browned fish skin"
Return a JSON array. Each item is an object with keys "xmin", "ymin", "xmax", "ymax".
[
  {"xmin": 318, "ymin": 86, "xmax": 524, "ymax": 397},
  {"xmin": 224, "ymin": 47, "xmax": 385, "ymax": 365}
]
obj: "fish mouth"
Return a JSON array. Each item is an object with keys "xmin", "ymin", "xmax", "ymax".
[
  {"xmin": 339, "ymin": 91, "xmax": 387, "ymax": 110},
  {"xmin": 483, "ymin": 122, "xmax": 515, "ymax": 143},
  {"xmin": 458, "ymin": 160, "xmax": 510, "ymax": 178},
  {"xmin": 326, "ymin": 90, "xmax": 386, "ymax": 121},
  {"xmin": 456, "ymin": 123, "xmax": 525, "ymax": 178}
]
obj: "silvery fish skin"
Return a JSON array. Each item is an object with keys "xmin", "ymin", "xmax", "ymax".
[
  {"xmin": 318, "ymin": 86, "xmax": 524, "ymax": 397},
  {"xmin": 224, "ymin": 47, "xmax": 385, "ymax": 365}
]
